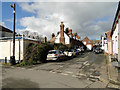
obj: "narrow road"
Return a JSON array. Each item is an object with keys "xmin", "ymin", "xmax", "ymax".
[{"xmin": 2, "ymin": 52, "xmax": 109, "ymax": 88}]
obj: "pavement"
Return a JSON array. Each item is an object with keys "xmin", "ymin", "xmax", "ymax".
[{"xmin": 107, "ymin": 54, "xmax": 120, "ymax": 88}]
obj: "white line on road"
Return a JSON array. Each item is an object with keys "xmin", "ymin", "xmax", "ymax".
[
  {"xmin": 65, "ymin": 71, "xmax": 73, "ymax": 74},
  {"xmin": 49, "ymin": 71, "xmax": 56, "ymax": 73},
  {"xmin": 61, "ymin": 73, "xmax": 69, "ymax": 76}
]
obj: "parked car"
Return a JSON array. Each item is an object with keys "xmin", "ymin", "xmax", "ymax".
[
  {"xmin": 47, "ymin": 50, "xmax": 67, "ymax": 61},
  {"xmin": 80, "ymin": 47, "xmax": 84, "ymax": 52},
  {"xmin": 64, "ymin": 49, "xmax": 75, "ymax": 57},
  {"xmin": 71, "ymin": 49, "xmax": 77, "ymax": 56},
  {"xmin": 77, "ymin": 48, "xmax": 81, "ymax": 53},
  {"xmin": 94, "ymin": 47, "xmax": 103, "ymax": 54},
  {"xmin": 74, "ymin": 49, "xmax": 79, "ymax": 55}
]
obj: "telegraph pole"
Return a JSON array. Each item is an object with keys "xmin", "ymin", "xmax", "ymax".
[{"xmin": 10, "ymin": 3, "xmax": 16, "ymax": 65}]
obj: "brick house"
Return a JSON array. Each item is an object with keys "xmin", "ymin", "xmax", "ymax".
[
  {"xmin": 49, "ymin": 22, "xmax": 83, "ymax": 48},
  {"xmin": 82, "ymin": 36, "xmax": 93, "ymax": 50}
]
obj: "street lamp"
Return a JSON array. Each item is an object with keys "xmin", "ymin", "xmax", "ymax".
[{"xmin": 10, "ymin": 3, "xmax": 16, "ymax": 65}]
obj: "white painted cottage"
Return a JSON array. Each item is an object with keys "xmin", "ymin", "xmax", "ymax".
[{"xmin": 49, "ymin": 22, "xmax": 81, "ymax": 46}]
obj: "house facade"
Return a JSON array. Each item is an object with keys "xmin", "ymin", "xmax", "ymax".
[
  {"xmin": 105, "ymin": 30, "xmax": 113, "ymax": 55},
  {"xmin": 82, "ymin": 36, "xmax": 93, "ymax": 50},
  {"xmin": 111, "ymin": 1, "xmax": 120, "ymax": 60},
  {"xmin": 49, "ymin": 22, "xmax": 83, "ymax": 48}
]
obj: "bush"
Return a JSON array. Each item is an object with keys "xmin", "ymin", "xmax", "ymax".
[
  {"xmin": 18, "ymin": 42, "xmax": 69, "ymax": 66},
  {"xmin": 58, "ymin": 45, "xmax": 68, "ymax": 51},
  {"xmin": 53, "ymin": 43, "xmax": 68, "ymax": 51},
  {"xmin": 21, "ymin": 43, "xmax": 53, "ymax": 66}
]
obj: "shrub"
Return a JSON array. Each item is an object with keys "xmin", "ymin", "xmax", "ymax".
[{"xmin": 21, "ymin": 43, "xmax": 53, "ymax": 66}]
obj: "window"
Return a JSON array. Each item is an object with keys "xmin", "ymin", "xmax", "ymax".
[{"xmin": 88, "ymin": 41, "xmax": 90, "ymax": 43}]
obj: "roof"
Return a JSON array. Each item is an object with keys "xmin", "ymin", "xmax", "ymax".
[
  {"xmin": 0, "ymin": 36, "xmax": 40, "ymax": 42},
  {"xmin": 82, "ymin": 36, "xmax": 89, "ymax": 41},
  {"xmin": 0, "ymin": 25, "xmax": 13, "ymax": 33},
  {"xmin": 49, "ymin": 36, "xmax": 56, "ymax": 43},
  {"xmin": 49, "ymin": 31, "xmax": 71, "ymax": 43},
  {"xmin": 91, "ymin": 40, "xmax": 101, "ymax": 44},
  {"xmin": 111, "ymin": 1, "xmax": 120, "ymax": 36},
  {"xmin": 82, "ymin": 36, "xmax": 93, "ymax": 44},
  {"xmin": 106, "ymin": 30, "xmax": 112, "ymax": 39}
]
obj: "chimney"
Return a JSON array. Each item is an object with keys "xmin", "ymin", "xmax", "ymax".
[
  {"xmin": 74, "ymin": 32, "xmax": 77, "ymax": 39},
  {"xmin": 60, "ymin": 22, "xmax": 65, "ymax": 44},
  {"xmin": 57, "ymin": 32, "xmax": 60, "ymax": 35},
  {"xmin": 65, "ymin": 28, "xmax": 69, "ymax": 34},
  {"xmin": 52, "ymin": 33, "xmax": 55, "ymax": 38},
  {"xmin": 69, "ymin": 29, "xmax": 72, "ymax": 38},
  {"xmin": 78, "ymin": 36, "xmax": 81, "ymax": 40},
  {"xmin": 76, "ymin": 35, "xmax": 78, "ymax": 40},
  {"xmin": 101, "ymin": 35, "xmax": 103, "ymax": 41},
  {"xmin": 43, "ymin": 37, "xmax": 47, "ymax": 43}
]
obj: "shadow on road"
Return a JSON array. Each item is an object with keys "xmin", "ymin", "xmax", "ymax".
[{"xmin": 2, "ymin": 78, "xmax": 39, "ymax": 88}]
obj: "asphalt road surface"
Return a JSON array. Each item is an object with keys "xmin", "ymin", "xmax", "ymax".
[{"xmin": 2, "ymin": 52, "xmax": 116, "ymax": 88}]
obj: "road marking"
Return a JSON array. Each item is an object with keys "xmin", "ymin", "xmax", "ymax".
[
  {"xmin": 72, "ymin": 75, "xmax": 78, "ymax": 78},
  {"xmin": 49, "ymin": 71, "xmax": 56, "ymax": 73},
  {"xmin": 61, "ymin": 73, "xmax": 68, "ymax": 76},
  {"xmin": 21, "ymin": 68, "xmax": 25, "ymax": 69},
  {"xmin": 28, "ymin": 69, "xmax": 33, "ymax": 70},
  {"xmin": 65, "ymin": 71, "xmax": 73, "ymax": 74},
  {"xmin": 76, "ymin": 73, "xmax": 86, "ymax": 77},
  {"xmin": 83, "ymin": 61, "xmax": 89, "ymax": 65},
  {"xmin": 60, "ymin": 66, "xmax": 63, "ymax": 67}
]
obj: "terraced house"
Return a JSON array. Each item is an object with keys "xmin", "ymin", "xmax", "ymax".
[{"xmin": 49, "ymin": 22, "xmax": 83, "ymax": 48}]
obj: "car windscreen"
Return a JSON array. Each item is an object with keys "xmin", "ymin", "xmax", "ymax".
[
  {"xmin": 96, "ymin": 48, "xmax": 100, "ymax": 50},
  {"xmin": 48, "ymin": 51, "xmax": 56, "ymax": 54}
]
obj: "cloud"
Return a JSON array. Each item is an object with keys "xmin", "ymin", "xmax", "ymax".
[{"xmin": 18, "ymin": 2, "xmax": 118, "ymax": 40}]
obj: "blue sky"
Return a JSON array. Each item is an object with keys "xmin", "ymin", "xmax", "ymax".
[
  {"xmin": 1, "ymin": 2, "xmax": 118, "ymax": 40},
  {"xmin": 2, "ymin": 2, "xmax": 35, "ymax": 30}
]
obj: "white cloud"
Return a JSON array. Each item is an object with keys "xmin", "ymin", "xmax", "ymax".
[{"xmin": 18, "ymin": 2, "xmax": 118, "ymax": 40}]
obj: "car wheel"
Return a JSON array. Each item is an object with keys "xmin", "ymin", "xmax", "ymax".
[
  {"xmin": 57, "ymin": 57, "xmax": 60, "ymax": 62},
  {"xmin": 71, "ymin": 54, "xmax": 74, "ymax": 58}
]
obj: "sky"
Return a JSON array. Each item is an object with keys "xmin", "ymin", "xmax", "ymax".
[{"xmin": 1, "ymin": 1, "xmax": 119, "ymax": 40}]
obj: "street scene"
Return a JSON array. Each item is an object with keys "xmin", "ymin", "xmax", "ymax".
[{"xmin": 0, "ymin": 0, "xmax": 120, "ymax": 89}]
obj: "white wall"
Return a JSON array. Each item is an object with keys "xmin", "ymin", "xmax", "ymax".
[
  {"xmin": 83, "ymin": 41, "xmax": 86, "ymax": 45},
  {"xmin": 104, "ymin": 40, "xmax": 108, "ymax": 53},
  {"xmin": 112, "ymin": 23, "xmax": 118, "ymax": 55},
  {"xmin": 0, "ymin": 39, "xmax": 24, "ymax": 62},
  {"xmin": 55, "ymin": 34, "xmax": 60, "ymax": 43},
  {"xmin": 64, "ymin": 33, "xmax": 70, "ymax": 44},
  {"xmin": 55, "ymin": 33, "xmax": 70, "ymax": 44},
  {"xmin": 118, "ymin": 18, "xmax": 120, "ymax": 62},
  {"xmin": 87, "ymin": 44, "xmax": 92, "ymax": 50},
  {"xmin": 101, "ymin": 37, "xmax": 104, "ymax": 50}
]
